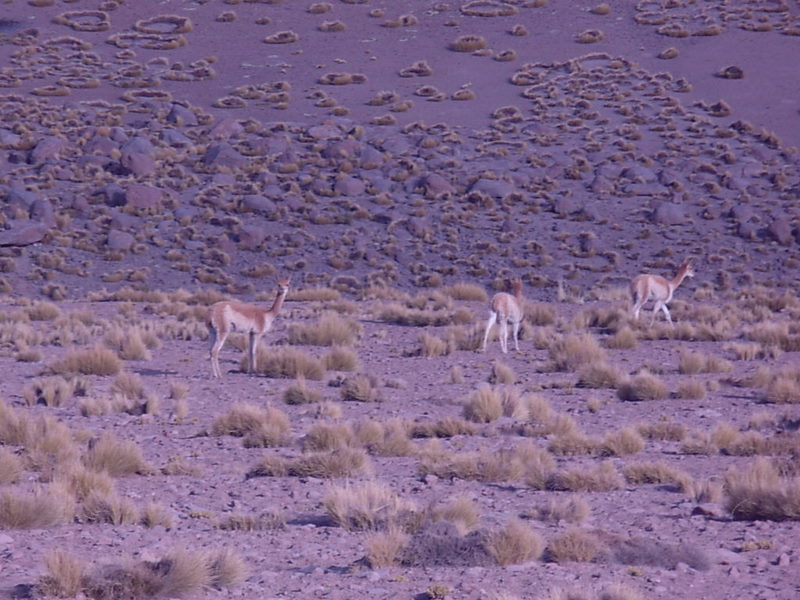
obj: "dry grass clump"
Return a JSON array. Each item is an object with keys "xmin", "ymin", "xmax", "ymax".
[
  {"xmin": 577, "ymin": 361, "xmax": 623, "ymax": 388},
  {"xmin": 341, "ymin": 373, "xmax": 381, "ymax": 402},
  {"xmin": 140, "ymin": 502, "xmax": 174, "ymax": 529},
  {"xmin": 287, "ymin": 312, "xmax": 361, "ymax": 346},
  {"xmin": 104, "ymin": 325, "xmax": 157, "ymax": 361},
  {"xmin": 622, "ymin": 461, "xmax": 687, "ymax": 486},
  {"xmin": 355, "ymin": 419, "xmax": 414, "ymax": 456},
  {"xmin": 38, "ymin": 547, "xmax": 246, "ymax": 598},
  {"xmin": 302, "ymin": 422, "xmax": 355, "ymax": 452},
  {"xmin": 211, "ymin": 402, "xmax": 290, "ymax": 447},
  {"xmin": 524, "ymin": 301, "xmax": 556, "ymax": 326},
  {"xmin": 27, "ymin": 300, "xmax": 61, "ymax": 321},
  {"xmin": 675, "ymin": 379, "xmax": 706, "ymax": 399},
  {"xmin": 289, "ymin": 286, "xmax": 341, "ymax": 302},
  {"xmin": 548, "ymin": 333, "xmax": 606, "ymax": 371},
  {"xmin": 0, "ymin": 448, "xmax": 23, "ymax": 484},
  {"xmin": 617, "ymin": 370, "xmax": 668, "ymax": 401},
  {"xmin": 548, "ymin": 460, "xmax": 623, "ymax": 492},
  {"xmin": 324, "ymin": 481, "xmax": 416, "ymax": 531},
  {"xmin": 83, "ymin": 432, "xmax": 150, "ymax": 476},
  {"xmin": 218, "ymin": 510, "xmax": 286, "ymax": 531},
  {"xmin": 419, "ymin": 441, "xmax": 553, "ymax": 485},
  {"xmin": 247, "ymin": 447, "xmax": 372, "ymax": 479},
  {"xmin": 22, "ymin": 376, "xmax": 74, "ymax": 407},
  {"xmin": 546, "ymin": 528, "xmax": 606, "ymax": 563},
  {"xmin": 449, "ymin": 34, "xmax": 488, "ymax": 52},
  {"xmin": 49, "ymin": 345, "xmax": 122, "ymax": 376},
  {"xmin": 489, "ymin": 360, "xmax": 516, "ymax": 384},
  {"xmin": 763, "ymin": 374, "xmax": 800, "ymax": 404},
  {"xmin": 323, "ymin": 345, "xmax": 360, "ymax": 371},
  {"xmin": 111, "ymin": 371, "xmax": 145, "ymax": 399},
  {"xmin": 600, "ymin": 427, "xmax": 645, "ymax": 457},
  {"xmin": 463, "ymin": 384, "xmax": 503, "ymax": 423},
  {"xmin": 525, "ymin": 496, "xmax": 590, "ymax": 524},
  {"xmin": 442, "ymin": 282, "xmax": 487, "ymax": 302},
  {"xmin": 364, "ymin": 527, "xmax": 409, "ymax": 568},
  {"xmin": 408, "ymin": 417, "xmax": 478, "ymax": 438},
  {"xmin": 637, "ymin": 416, "xmax": 687, "ymax": 441},
  {"xmin": 548, "ymin": 430, "xmax": 600, "ymax": 456},
  {"xmin": 678, "ymin": 350, "xmax": 732, "ymax": 374},
  {"xmin": 606, "ymin": 326, "xmax": 637, "ymax": 349},
  {"xmin": 485, "ymin": 518, "xmax": 544, "ymax": 565},
  {"xmin": 427, "ymin": 495, "xmax": 482, "ymax": 534},
  {"xmin": 283, "ymin": 377, "xmax": 322, "ymax": 404},
  {"xmin": 376, "ymin": 303, "xmax": 467, "ymax": 327},
  {"xmin": 724, "ymin": 458, "xmax": 800, "ymax": 520},
  {"xmin": 418, "ymin": 332, "xmax": 452, "ymax": 357},
  {"xmin": 79, "ymin": 488, "xmax": 139, "ymax": 525},
  {"xmin": 247, "ymin": 346, "xmax": 325, "ymax": 379},
  {"xmin": 0, "ymin": 484, "xmax": 74, "ymax": 528}
]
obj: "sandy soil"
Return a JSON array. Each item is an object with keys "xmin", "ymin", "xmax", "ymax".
[{"xmin": 1, "ymin": 1, "xmax": 800, "ymax": 599}]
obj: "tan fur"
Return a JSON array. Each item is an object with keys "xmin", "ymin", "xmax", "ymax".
[
  {"xmin": 482, "ymin": 278, "xmax": 524, "ymax": 353},
  {"xmin": 208, "ymin": 277, "xmax": 290, "ymax": 378},
  {"xmin": 630, "ymin": 259, "xmax": 694, "ymax": 325}
]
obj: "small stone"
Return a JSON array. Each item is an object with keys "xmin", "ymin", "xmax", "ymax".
[
  {"xmin": 0, "ymin": 222, "xmax": 48, "ymax": 246},
  {"xmin": 29, "ymin": 135, "xmax": 65, "ymax": 164},
  {"xmin": 125, "ymin": 184, "xmax": 162, "ymax": 212},
  {"xmin": 776, "ymin": 553, "xmax": 791, "ymax": 566}
]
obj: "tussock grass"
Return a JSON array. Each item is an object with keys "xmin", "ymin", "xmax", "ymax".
[
  {"xmin": 302, "ymin": 422, "xmax": 355, "ymax": 452},
  {"xmin": 287, "ymin": 312, "xmax": 361, "ymax": 346},
  {"xmin": 489, "ymin": 360, "xmax": 516, "ymax": 384},
  {"xmin": 577, "ymin": 361, "xmax": 623, "ymax": 388},
  {"xmin": 486, "ymin": 518, "xmax": 544, "ymax": 565},
  {"xmin": 38, "ymin": 550, "xmax": 85, "ymax": 598},
  {"xmin": 548, "ymin": 431, "xmax": 600, "ymax": 456},
  {"xmin": 283, "ymin": 377, "xmax": 322, "ymax": 404},
  {"xmin": 0, "ymin": 484, "xmax": 74, "ymax": 528},
  {"xmin": 111, "ymin": 371, "xmax": 145, "ymax": 399},
  {"xmin": 428, "ymin": 495, "xmax": 481, "ymax": 535},
  {"xmin": 546, "ymin": 528, "xmax": 606, "ymax": 563},
  {"xmin": 418, "ymin": 332, "xmax": 452, "ymax": 357},
  {"xmin": 323, "ymin": 345, "xmax": 360, "ymax": 371},
  {"xmin": 678, "ymin": 350, "xmax": 732, "ymax": 374},
  {"xmin": 724, "ymin": 458, "xmax": 800, "ymax": 520},
  {"xmin": 289, "ymin": 286, "xmax": 342, "ymax": 302},
  {"xmin": 49, "ymin": 345, "xmax": 122, "ymax": 376},
  {"xmin": 622, "ymin": 461, "xmax": 688, "ymax": 486},
  {"xmin": 524, "ymin": 301, "xmax": 557, "ymax": 326},
  {"xmin": 525, "ymin": 496, "xmax": 590, "ymax": 524},
  {"xmin": 79, "ymin": 488, "xmax": 139, "ymax": 525},
  {"xmin": 463, "ymin": 384, "xmax": 503, "ymax": 423},
  {"xmin": 247, "ymin": 346, "xmax": 326, "ymax": 379},
  {"xmin": 218, "ymin": 510, "xmax": 286, "ymax": 531},
  {"xmin": 763, "ymin": 375, "xmax": 800, "ymax": 404},
  {"xmin": 419, "ymin": 441, "xmax": 553, "ymax": 485},
  {"xmin": 341, "ymin": 373, "xmax": 381, "ymax": 402},
  {"xmin": 355, "ymin": 418, "xmax": 414, "ymax": 456},
  {"xmin": 376, "ymin": 303, "xmax": 465, "ymax": 326},
  {"xmin": 0, "ymin": 448, "xmax": 23, "ymax": 484},
  {"xmin": 22, "ymin": 377, "xmax": 74, "ymax": 407},
  {"xmin": 141, "ymin": 501, "xmax": 173, "ymax": 528},
  {"xmin": 675, "ymin": 379, "xmax": 706, "ymax": 399},
  {"xmin": 548, "ymin": 333, "xmax": 606, "ymax": 372},
  {"xmin": 83, "ymin": 432, "xmax": 150, "ymax": 476},
  {"xmin": 211, "ymin": 403, "xmax": 290, "ymax": 447},
  {"xmin": 548, "ymin": 460, "xmax": 623, "ymax": 492},
  {"xmin": 365, "ymin": 527, "xmax": 409, "ymax": 568},
  {"xmin": 248, "ymin": 447, "xmax": 372, "ymax": 479},
  {"xmin": 600, "ymin": 427, "xmax": 645, "ymax": 457},
  {"xmin": 408, "ymin": 417, "xmax": 478, "ymax": 438},
  {"xmin": 617, "ymin": 371, "xmax": 668, "ymax": 401},
  {"xmin": 27, "ymin": 301, "xmax": 61, "ymax": 321},
  {"xmin": 324, "ymin": 480, "xmax": 416, "ymax": 531},
  {"xmin": 105, "ymin": 326, "xmax": 154, "ymax": 360},
  {"xmin": 57, "ymin": 463, "xmax": 114, "ymax": 501},
  {"xmin": 606, "ymin": 326, "xmax": 637, "ymax": 349},
  {"xmin": 637, "ymin": 417, "xmax": 687, "ymax": 441}
]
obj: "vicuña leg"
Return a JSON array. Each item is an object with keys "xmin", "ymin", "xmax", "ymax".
[
  {"xmin": 247, "ymin": 331, "xmax": 257, "ymax": 374},
  {"xmin": 512, "ymin": 319, "xmax": 521, "ymax": 352},
  {"xmin": 210, "ymin": 328, "xmax": 229, "ymax": 379},
  {"xmin": 482, "ymin": 312, "xmax": 497, "ymax": 352},
  {"xmin": 499, "ymin": 319, "xmax": 509, "ymax": 354}
]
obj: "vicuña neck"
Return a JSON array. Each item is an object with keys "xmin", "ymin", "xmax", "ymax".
[{"xmin": 269, "ymin": 289, "xmax": 287, "ymax": 314}]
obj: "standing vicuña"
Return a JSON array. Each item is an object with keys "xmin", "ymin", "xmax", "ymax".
[
  {"xmin": 482, "ymin": 277, "xmax": 524, "ymax": 353},
  {"xmin": 630, "ymin": 259, "xmax": 694, "ymax": 325},
  {"xmin": 208, "ymin": 276, "xmax": 290, "ymax": 378}
]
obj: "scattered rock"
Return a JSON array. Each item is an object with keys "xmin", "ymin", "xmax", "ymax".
[
  {"xmin": 125, "ymin": 184, "xmax": 163, "ymax": 212},
  {"xmin": 29, "ymin": 135, "xmax": 65, "ymax": 164},
  {"xmin": 0, "ymin": 221, "xmax": 48, "ymax": 246},
  {"xmin": 107, "ymin": 229, "xmax": 135, "ymax": 251},
  {"xmin": 652, "ymin": 201, "xmax": 686, "ymax": 225}
]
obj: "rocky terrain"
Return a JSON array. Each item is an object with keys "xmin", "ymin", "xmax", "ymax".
[{"xmin": 0, "ymin": 1, "xmax": 799, "ymax": 599}]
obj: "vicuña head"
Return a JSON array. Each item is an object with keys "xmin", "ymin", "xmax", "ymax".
[
  {"xmin": 208, "ymin": 275, "xmax": 292, "ymax": 378},
  {"xmin": 630, "ymin": 258, "xmax": 695, "ymax": 326}
]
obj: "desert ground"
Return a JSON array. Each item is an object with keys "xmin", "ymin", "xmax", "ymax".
[{"xmin": 1, "ymin": 1, "xmax": 800, "ymax": 599}]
